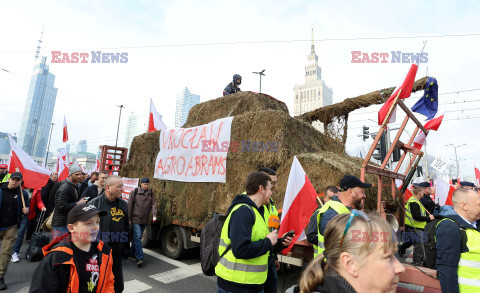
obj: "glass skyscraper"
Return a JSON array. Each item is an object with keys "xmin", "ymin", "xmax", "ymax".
[
  {"xmin": 17, "ymin": 56, "xmax": 58, "ymax": 159},
  {"xmin": 124, "ymin": 111, "xmax": 147, "ymax": 151},
  {"xmin": 175, "ymin": 87, "xmax": 200, "ymax": 127}
]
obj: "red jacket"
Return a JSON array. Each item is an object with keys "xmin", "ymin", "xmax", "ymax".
[{"xmin": 28, "ymin": 188, "xmax": 46, "ymax": 220}]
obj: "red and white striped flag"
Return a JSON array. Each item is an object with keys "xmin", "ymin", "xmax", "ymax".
[
  {"xmin": 413, "ymin": 106, "xmax": 445, "ymax": 150},
  {"xmin": 57, "ymin": 147, "xmax": 69, "ymax": 181},
  {"xmin": 279, "ymin": 156, "xmax": 318, "ymax": 255},
  {"xmin": 94, "ymin": 156, "xmax": 100, "ymax": 172},
  {"xmin": 148, "ymin": 99, "xmax": 167, "ymax": 132},
  {"xmin": 63, "ymin": 116, "xmax": 69, "ymax": 143},
  {"xmin": 8, "ymin": 134, "xmax": 50, "ymax": 189}
]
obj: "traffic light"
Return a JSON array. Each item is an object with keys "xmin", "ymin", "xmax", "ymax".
[
  {"xmin": 392, "ymin": 147, "xmax": 401, "ymax": 162},
  {"xmin": 362, "ymin": 126, "xmax": 369, "ymax": 141},
  {"xmin": 372, "ymin": 132, "xmax": 387, "ymax": 162}
]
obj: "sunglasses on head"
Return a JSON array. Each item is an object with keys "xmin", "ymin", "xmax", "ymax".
[{"xmin": 339, "ymin": 209, "xmax": 370, "ymax": 249}]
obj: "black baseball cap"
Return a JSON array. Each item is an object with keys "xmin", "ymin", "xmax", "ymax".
[
  {"xmin": 10, "ymin": 172, "xmax": 23, "ymax": 180},
  {"xmin": 339, "ymin": 175, "xmax": 372, "ymax": 191},
  {"xmin": 67, "ymin": 204, "xmax": 107, "ymax": 225},
  {"xmin": 413, "ymin": 182, "xmax": 430, "ymax": 188},
  {"xmin": 460, "ymin": 181, "xmax": 475, "ymax": 188}
]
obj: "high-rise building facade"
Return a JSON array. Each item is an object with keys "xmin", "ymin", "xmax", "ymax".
[
  {"xmin": 124, "ymin": 112, "xmax": 147, "ymax": 151},
  {"xmin": 293, "ymin": 32, "xmax": 333, "ymax": 132},
  {"xmin": 0, "ymin": 133, "xmax": 16, "ymax": 155},
  {"xmin": 175, "ymin": 87, "xmax": 200, "ymax": 127},
  {"xmin": 76, "ymin": 140, "xmax": 87, "ymax": 153},
  {"xmin": 17, "ymin": 56, "xmax": 58, "ymax": 158}
]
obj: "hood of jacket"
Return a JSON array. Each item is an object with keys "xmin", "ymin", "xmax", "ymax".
[
  {"xmin": 226, "ymin": 194, "xmax": 259, "ymax": 214},
  {"xmin": 434, "ymin": 205, "xmax": 475, "ymax": 229}
]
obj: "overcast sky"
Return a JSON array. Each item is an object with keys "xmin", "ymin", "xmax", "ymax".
[{"xmin": 1, "ymin": 0, "xmax": 479, "ymax": 178}]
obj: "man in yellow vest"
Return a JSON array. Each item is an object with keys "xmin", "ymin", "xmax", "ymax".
[
  {"xmin": 216, "ymin": 172, "xmax": 293, "ymax": 293},
  {"xmin": 258, "ymin": 167, "xmax": 280, "ymax": 293},
  {"xmin": 435, "ymin": 188, "xmax": 480, "ymax": 293},
  {"xmin": 306, "ymin": 186, "xmax": 339, "ymax": 254},
  {"xmin": 0, "ymin": 164, "xmax": 10, "ymax": 184},
  {"xmin": 398, "ymin": 184, "xmax": 434, "ymax": 265},
  {"xmin": 314, "ymin": 175, "xmax": 371, "ymax": 258}
]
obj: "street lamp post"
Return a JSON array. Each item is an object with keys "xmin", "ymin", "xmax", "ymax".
[
  {"xmin": 115, "ymin": 105, "xmax": 124, "ymax": 147},
  {"xmin": 445, "ymin": 144, "xmax": 466, "ymax": 178},
  {"xmin": 44, "ymin": 122, "xmax": 55, "ymax": 167},
  {"xmin": 252, "ymin": 70, "xmax": 266, "ymax": 93}
]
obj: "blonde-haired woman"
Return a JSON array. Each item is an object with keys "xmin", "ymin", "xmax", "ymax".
[{"xmin": 287, "ymin": 211, "xmax": 405, "ymax": 293}]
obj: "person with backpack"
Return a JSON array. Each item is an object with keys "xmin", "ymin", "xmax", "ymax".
[
  {"xmin": 127, "ymin": 177, "xmax": 157, "ymax": 267},
  {"xmin": 433, "ymin": 188, "xmax": 480, "ymax": 293},
  {"xmin": 398, "ymin": 184, "xmax": 434, "ymax": 265},
  {"xmin": 215, "ymin": 172, "xmax": 293, "ymax": 293}
]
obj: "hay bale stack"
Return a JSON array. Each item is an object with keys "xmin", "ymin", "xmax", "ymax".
[
  {"xmin": 183, "ymin": 91, "xmax": 289, "ymax": 128},
  {"xmin": 120, "ymin": 92, "xmax": 392, "ymax": 229}
]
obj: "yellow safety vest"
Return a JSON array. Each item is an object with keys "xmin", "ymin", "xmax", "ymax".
[
  {"xmin": 263, "ymin": 198, "xmax": 278, "ymax": 224},
  {"xmin": 215, "ymin": 204, "xmax": 270, "ymax": 284},
  {"xmin": 458, "ymin": 228, "xmax": 480, "ymax": 292},
  {"xmin": 0, "ymin": 173, "xmax": 10, "ymax": 183},
  {"xmin": 315, "ymin": 200, "xmax": 350, "ymax": 258},
  {"xmin": 405, "ymin": 197, "xmax": 428, "ymax": 229}
]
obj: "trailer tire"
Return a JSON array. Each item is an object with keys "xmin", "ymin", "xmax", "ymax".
[{"xmin": 161, "ymin": 226, "xmax": 186, "ymax": 259}]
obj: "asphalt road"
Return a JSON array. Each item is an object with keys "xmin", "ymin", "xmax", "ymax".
[{"xmin": 3, "ymin": 242, "xmax": 302, "ymax": 292}]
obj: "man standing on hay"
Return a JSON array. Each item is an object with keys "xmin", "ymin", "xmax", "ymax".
[
  {"xmin": 314, "ymin": 175, "xmax": 371, "ymax": 258},
  {"xmin": 223, "ymin": 74, "xmax": 242, "ymax": 96}
]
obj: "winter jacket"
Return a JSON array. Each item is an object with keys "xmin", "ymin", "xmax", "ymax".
[
  {"xmin": 433, "ymin": 205, "xmax": 478, "ymax": 293},
  {"xmin": 88, "ymin": 193, "xmax": 130, "ymax": 258},
  {"xmin": 420, "ymin": 194, "xmax": 435, "ymax": 214},
  {"xmin": 285, "ymin": 271, "xmax": 357, "ymax": 293},
  {"xmin": 40, "ymin": 179, "xmax": 55, "ymax": 210},
  {"xmin": 29, "ymin": 234, "xmax": 115, "ymax": 293},
  {"xmin": 223, "ymin": 82, "xmax": 241, "ymax": 96},
  {"xmin": 127, "ymin": 188, "xmax": 157, "ymax": 224},
  {"xmin": 319, "ymin": 196, "xmax": 352, "ymax": 235},
  {"xmin": 48, "ymin": 180, "xmax": 65, "ymax": 214},
  {"xmin": 306, "ymin": 208, "xmax": 321, "ymax": 245},
  {"xmin": 78, "ymin": 177, "xmax": 90, "ymax": 196},
  {"xmin": 0, "ymin": 183, "xmax": 29, "ymax": 228},
  {"xmin": 52, "ymin": 179, "xmax": 80, "ymax": 227},
  {"xmin": 217, "ymin": 194, "xmax": 286, "ymax": 293},
  {"xmin": 80, "ymin": 184, "xmax": 103, "ymax": 201},
  {"xmin": 28, "ymin": 188, "xmax": 46, "ymax": 221}
]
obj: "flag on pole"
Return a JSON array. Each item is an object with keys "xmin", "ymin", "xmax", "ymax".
[
  {"xmin": 8, "ymin": 134, "xmax": 50, "ymax": 189},
  {"xmin": 94, "ymin": 156, "xmax": 100, "ymax": 172},
  {"xmin": 279, "ymin": 156, "xmax": 318, "ymax": 255},
  {"xmin": 411, "ymin": 77, "xmax": 439, "ymax": 120},
  {"xmin": 474, "ymin": 165, "xmax": 480, "ymax": 186},
  {"xmin": 395, "ymin": 179, "xmax": 414, "ymax": 201},
  {"xmin": 435, "ymin": 177, "xmax": 454, "ymax": 206},
  {"xmin": 57, "ymin": 148, "xmax": 69, "ymax": 181},
  {"xmin": 413, "ymin": 105, "xmax": 445, "ymax": 150},
  {"xmin": 378, "ymin": 63, "xmax": 419, "ymax": 125},
  {"xmin": 148, "ymin": 99, "xmax": 167, "ymax": 132},
  {"xmin": 63, "ymin": 116, "xmax": 69, "ymax": 143}
]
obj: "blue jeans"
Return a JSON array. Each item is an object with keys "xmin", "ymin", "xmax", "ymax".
[
  {"xmin": 217, "ymin": 286, "xmax": 264, "ymax": 293},
  {"xmin": 52, "ymin": 226, "xmax": 69, "ymax": 239},
  {"xmin": 13, "ymin": 216, "xmax": 28, "ymax": 254},
  {"xmin": 130, "ymin": 223, "xmax": 146, "ymax": 260}
]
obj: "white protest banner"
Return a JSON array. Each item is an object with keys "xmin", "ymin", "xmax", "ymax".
[
  {"xmin": 122, "ymin": 177, "xmax": 139, "ymax": 201},
  {"xmin": 431, "ymin": 155, "xmax": 449, "ymax": 174},
  {"xmin": 154, "ymin": 117, "xmax": 233, "ymax": 183}
]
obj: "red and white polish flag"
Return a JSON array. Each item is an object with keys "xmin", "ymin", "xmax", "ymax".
[
  {"xmin": 148, "ymin": 99, "xmax": 167, "ymax": 132},
  {"xmin": 63, "ymin": 116, "xmax": 68, "ymax": 143},
  {"xmin": 413, "ymin": 106, "xmax": 445, "ymax": 150},
  {"xmin": 8, "ymin": 134, "xmax": 50, "ymax": 189},
  {"xmin": 279, "ymin": 156, "xmax": 318, "ymax": 255},
  {"xmin": 474, "ymin": 166, "xmax": 480, "ymax": 186},
  {"xmin": 57, "ymin": 147, "xmax": 69, "ymax": 182}
]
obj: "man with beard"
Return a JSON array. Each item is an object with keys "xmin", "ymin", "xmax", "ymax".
[{"xmin": 316, "ymin": 175, "xmax": 371, "ymax": 257}]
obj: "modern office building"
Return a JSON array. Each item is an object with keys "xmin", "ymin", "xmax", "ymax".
[
  {"xmin": 76, "ymin": 140, "xmax": 87, "ymax": 153},
  {"xmin": 17, "ymin": 56, "xmax": 58, "ymax": 159},
  {"xmin": 175, "ymin": 87, "xmax": 200, "ymax": 127},
  {"xmin": 124, "ymin": 112, "xmax": 147, "ymax": 151},
  {"xmin": 293, "ymin": 30, "xmax": 333, "ymax": 132},
  {"xmin": 0, "ymin": 132, "xmax": 16, "ymax": 155}
]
